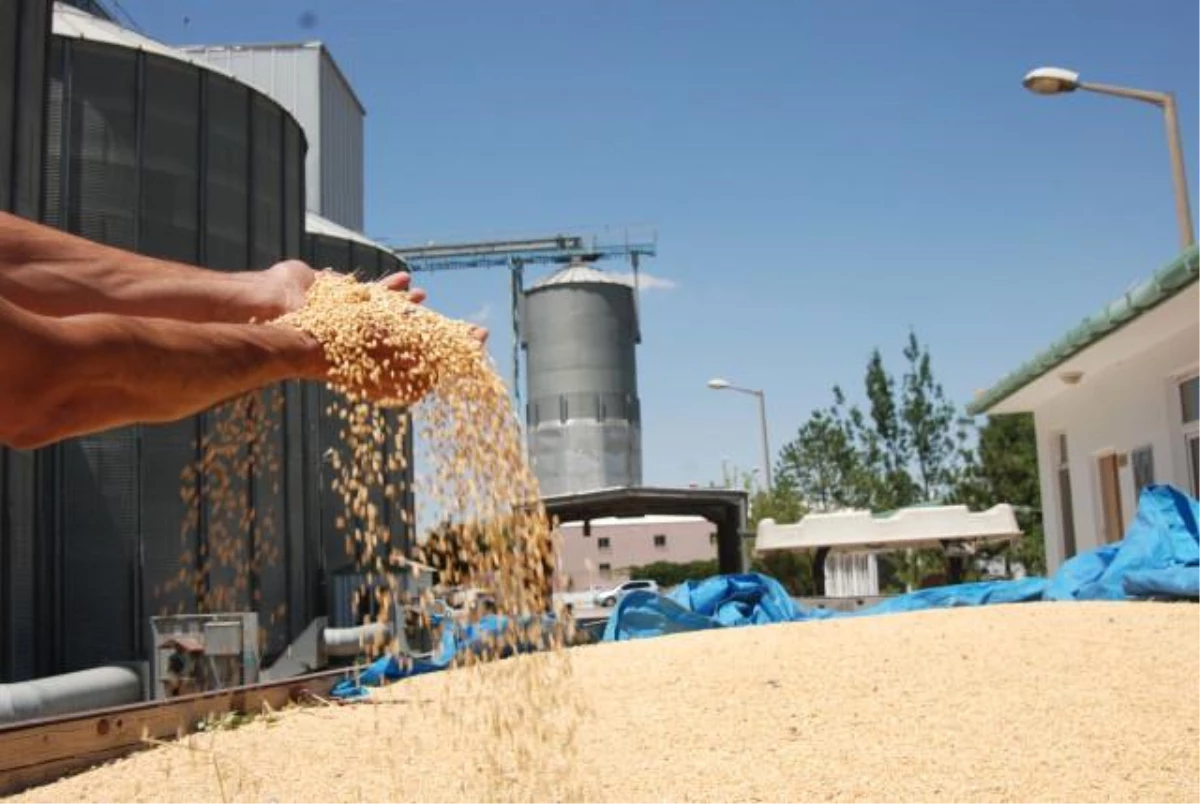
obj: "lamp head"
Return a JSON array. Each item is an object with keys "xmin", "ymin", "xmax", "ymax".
[{"xmin": 1023, "ymin": 66, "xmax": 1081, "ymax": 95}]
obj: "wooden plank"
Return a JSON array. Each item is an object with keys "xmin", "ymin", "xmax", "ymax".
[{"xmin": 0, "ymin": 666, "xmax": 357, "ymax": 796}]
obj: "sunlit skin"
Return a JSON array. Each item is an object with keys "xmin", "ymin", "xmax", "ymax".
[{"xmin": 0, "ymin": 211, "xmax": 485, "ymax": 448}]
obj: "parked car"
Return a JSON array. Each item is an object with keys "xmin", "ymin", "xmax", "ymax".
[{"xmin": 593, "ymin": 579, "xmax": 659, "ymax": 607}]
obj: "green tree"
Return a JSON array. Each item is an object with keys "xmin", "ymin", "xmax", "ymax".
[
  {"xmin": 776, "ymin": 331, "xmax": 978, "ymax": 589},
  {"xmin": 901, "ymin": 331, "xmax": 965, "ymax": 502},
  {"xmin": 954, "ymin": 413, "xmax": 1046, "ymax": 576},
  {"xmin": 776, "ymin": 404, "xmax": 866, "ymax": 511},
  {"xmin": 630, "ymin": 559, "xmax": 721, "ymax": 587},
  {"xmin": 741, "ymin": 474, "xmax": 816, "ymax": 595}
]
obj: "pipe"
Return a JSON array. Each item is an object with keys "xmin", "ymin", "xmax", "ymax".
[
  {"xmin": 0, "ymin": 666, "xmax": 142, "ymax": 725},
  {"xmin": 322, "ymin": 623, "xmax": 391, "ymax": 658}
]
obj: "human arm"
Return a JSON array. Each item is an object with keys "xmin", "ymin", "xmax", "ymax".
[
  {"xmin": 0, "ymin": 210, "xmax": 424, "ymax": 323},
  {"xmin": 0, "ymin": 294, "xmax": 325, "ymax": 449}
]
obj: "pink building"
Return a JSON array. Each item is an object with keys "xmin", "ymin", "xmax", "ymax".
[{"xmin": 555, "ymin": 516, "xmax": 717, "ymax": 590}]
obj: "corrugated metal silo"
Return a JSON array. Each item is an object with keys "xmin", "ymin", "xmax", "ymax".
[
  {"xmin": 40, "ymin": 3, "xmax": 308, "ymax": 670},
  {"xmin": 522, "ymin": 263, "xmax": 643, "ymax": 496},
  {"xmin": 0, "ymin": 0, "xmax": 51, "ymax": 683},
  {"xmin": 180, "ymin": 42, "xmax": 365, "ymax": 231},
  {"xmin": 304, "ymin": 212, "xmax": 415, "ymax": 622}
]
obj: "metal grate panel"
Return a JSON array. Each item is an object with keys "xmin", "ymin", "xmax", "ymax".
[
  {"xmin": 204, "ymin": 76, "xmax": 249, "ymax": 272},
  {"xmin": 60, "ymin": 429, "xmax": 138, "ymax": 671}
]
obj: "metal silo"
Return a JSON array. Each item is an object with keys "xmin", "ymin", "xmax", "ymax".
[
  {"xmin": 523, "ymin": 263, "xmax": 643, "ymax": 496},
  {"xmin": 38, "ymin": 2, "xmax": 308, "ymax": 671},
  {"xmin": 304, "ymin": 211, "xmax": 415, "ymax": 619},
  {"xmin": 0, "ymin": 0, "xmax": 50, "ymax": 683}
]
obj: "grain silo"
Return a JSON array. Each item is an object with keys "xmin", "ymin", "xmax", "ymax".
[
  {"xmin": 304, "ymin": 211, "xmax": 415, "ymax": 611},
  {"xmin": 32, "ymin": 1, "xmax": 308, "ymax": 672},
  {"xmin": 0, "ymin": 0, "xmax": 50, "ymax": 684},
  {"xmin": 522, "ymin": 263, "xmax": 643, "ymax": 496}
]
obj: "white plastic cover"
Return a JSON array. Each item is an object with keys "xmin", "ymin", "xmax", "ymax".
[{"xmin": 756, "ymin": 504, "xmax": 1021, "ymax": 554}]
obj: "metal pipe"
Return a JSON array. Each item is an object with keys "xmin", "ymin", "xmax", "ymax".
[
  {"xmin": 321, "ymin": 623, "xmax": 391, "ymax": 658},
  {"xmin": 1077, "ymin": 80, "xmax": 1195, "ymax": 249},
  {"xmin": 711, "ymin": 382, "xmax": 774, "ymax": 492},
  {"xmin": 0, "ymin": 666, "xmax": 142, "ymax": 725},
  {"xmin": 755, "ymin": 390, "xmax": 773, "ymax": 491},
  {"xmin": 1161, "ymin": 94, "xmax": 1195, "ymax": 249}
]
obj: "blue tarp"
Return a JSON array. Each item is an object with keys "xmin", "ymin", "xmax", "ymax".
[
  {"xmin": 330, "ymin": 613, "xmax": 555, "ymax": 700},
  {"xmin": 331, "ymin": 486, "xmax": 1197, "ymax": 694},
  {"xmin": 603, "ymin": 484, "xmax": 1199, "ymax": 642}
]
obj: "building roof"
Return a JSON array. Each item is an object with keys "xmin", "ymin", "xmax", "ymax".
[
  {"xmin": 541, "ymin": 486, "xmax": 749, "ymax": 532},
  {"xmin": 176, "ymin": 41, "xmax": 367, "ymax": 116},
  {"xmin": 306, "ymin": 212, "xmax": 409, "ymax": 273},
  {"xmin": 968, "ymin": 246, "xmax": 1199, "ymax": 416},
  {"xmin": 559, "ymin": 515, "xmax": 711, "ymax": 527},
  {"xmin": 52, "ymin": 2, "xmax": 238, "ymax": 79},
  {"xmin": 530, "ymin": 263, "xmax": 635, "ymax": 290},
  {"xmin": 756, "ymin": 503, "xmax": 1021, "ymax": 555},
  {"xmin": 306, "ymin": 211, "xmax": 386, "ymax": 250}
]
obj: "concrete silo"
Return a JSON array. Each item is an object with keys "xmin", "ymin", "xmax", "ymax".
[{"xmin": 522, "ymin": 263, "xmax": 643, "ymax": 496}]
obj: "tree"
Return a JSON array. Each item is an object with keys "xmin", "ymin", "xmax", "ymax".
[
  {"xmin": 776, "ymin": 403, "xmax": 869, "ymax": 512},
  {"xmin": 864, "ymin": 349, "xmax": 907, "ymax": 479},
  {"xmin": 954, "ymin": 413, "xmax": 1046, "ymax": 575},
  {"xmin": 775, "ymin": 331, "xmax": 977, "ymax": 589},
  {"xmin": 726, "ymin": 470, "xmax": 817, "ymax": 596},
  {"xmin": 631, "ymin": 559, "xmax": 721, "ymax": 587},
  {"xmin": 901, "ymin": 331, "xmax": 965, "ymax": 502}
]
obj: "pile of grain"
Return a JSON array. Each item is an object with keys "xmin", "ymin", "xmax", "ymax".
[
  {"xmin": 11, "ymin": 602, "xmax": 1197, "ymax": 803},
  {"xmin": 165, "ymin": 271, "xmax": 578, "ymax": 799}
]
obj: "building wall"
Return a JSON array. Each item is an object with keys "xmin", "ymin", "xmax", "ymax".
[
  {"xmin": 184, "ymin": 44, "xmax": 364, "ymax": 230},
  {"xmin": 318, "ymin": 53, "xmax": 363, "ymax": 230},
  {"xmin": 1033, "ymin": 320, "xmax": 1199, "ymax": 571},
  {"xmin": 557, "ymin": 516, "xmax": 716, "ymax": 590}
]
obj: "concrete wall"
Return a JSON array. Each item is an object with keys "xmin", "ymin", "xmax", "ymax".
[
  {"xmin": 1033, "ymin": 319, "xmax": 1199, "ymax": 571},
  {"xmin": 557, "ymin": 516, "xmax": 716, "ymax": 590}
]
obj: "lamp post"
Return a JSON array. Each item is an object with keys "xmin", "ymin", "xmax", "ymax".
[
  {"xmin": 707, "ymin": 378, "xmax": 772, "ymax": 491},
  {"xmin": 1022, "ymin": 66, "xmax": 1195, "ymax": 249}
]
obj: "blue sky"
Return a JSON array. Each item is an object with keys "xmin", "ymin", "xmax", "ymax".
[{"xmin": 123, "ymin": 0, "xmax": 1199, "ymax": 488}]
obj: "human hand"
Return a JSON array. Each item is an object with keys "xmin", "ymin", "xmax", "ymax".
[{"xmin": 252, "ymin": 260, "xmax": 429, "ymax": 321}]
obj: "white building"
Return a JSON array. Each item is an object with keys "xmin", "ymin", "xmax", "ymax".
[
  {"xmin": 969, "ymin": 247, "xmax": 1198, "ymax": 571},
  {"xmin": 556, "ymin": 516, "xmax": 717, "ymax": 590}
]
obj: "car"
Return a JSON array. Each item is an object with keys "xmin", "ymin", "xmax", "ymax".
[{"xmin": 593, "ymin": 579, "xmax": 659, "ymax": 607}]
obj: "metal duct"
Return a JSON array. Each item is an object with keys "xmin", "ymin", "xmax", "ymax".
[
  {"xmin": 322, "ymin": 623, "xmax": 390, "ymax": 658},
  {"xmin": 0, "ymin": 666, "xmax": 141, "ymax": 725}
]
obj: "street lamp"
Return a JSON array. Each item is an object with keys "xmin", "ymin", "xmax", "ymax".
[
  {"xmin": 707, "ymin": 377, "xmax": 773, "ymax": 491},
  {"xmin": 1022, "ymin": 66, "xmax": 1195, "ymax": 249}
]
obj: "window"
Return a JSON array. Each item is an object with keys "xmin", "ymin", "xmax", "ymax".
[
  {"xmin": 1180, "ymin": 376, "xmax": 1199, "ymax": 425},
  {"xmin": 653, "ymin": 534, "xmax": 667, "ymax": 548},
  {"xmin": 1055, "ymin": 433, "xmax": 1077, "ymax": 559},
  {"xmin": 1180, "ymin": 376, "xmax": 1199, "ymax": 498},
  {"xmin": 709, "ymin": 533, "xmax": 717, "ymax": 546},
  {"xmin": 597, "ymin": 563, "xmax": 611, "ymax": 576},
  {"xmin": 1131, "ymin": 446, "xmax": 1154, "ymax": 497},
  {"xmin": 597, "ymin": 537, "xmax": 611, "ymax": 551}
]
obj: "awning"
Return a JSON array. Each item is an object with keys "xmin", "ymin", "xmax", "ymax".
[{"xmin": 756, "ymin": 504, "xmax": 1022, "ymax": 555}]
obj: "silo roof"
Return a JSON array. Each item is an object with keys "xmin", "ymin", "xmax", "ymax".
[
  {"xmin": 305, "ymin": 211, "xmax": 389, "ymax": 251},
  {"xmin": 530, "ymin": 263, "xmax": 633, "ymax": 289},
  {"xmin": 52, "ymin": 2, "xmax": 238, "ymax": 79}
]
